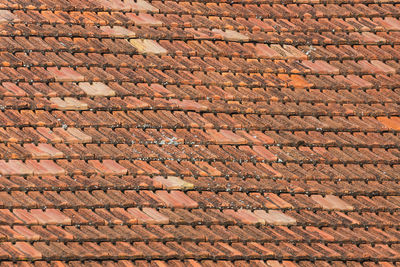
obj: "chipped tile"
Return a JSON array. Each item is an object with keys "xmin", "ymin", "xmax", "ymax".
[
  {"xmin": 129, "ymin": 39, "xmax": 167, "ymax": 55},
  {"xmin": 153, "ymin": 176, "xmax": 194, "ymax": 190}
]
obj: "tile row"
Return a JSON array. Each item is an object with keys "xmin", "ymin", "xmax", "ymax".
[
  {"xmin": 1, "ymin": 21, "xmax": 399, "ymax": 46},
  {"xmin": 5, "ymin": 0, "xmax": 397, "ymax": 22},
  {"xmin": 2, "ymin": 171, "xmax": 400, "ymax": 194},
  {"xmin": 0, "ymin": 240, "xmax": 398, "ymax": 261},
  {"xmin": 0, "ymin": 107, "xmax": 399, "ymax": 131},
  {"xmin": 3, "ymin": 125, "xmax": 400, "ymax": 148},
  {"xmin": 150, "ymin": 1, "xmax": 400, "ymax": 19},
  {"xmin": 1, "ymin": 66, "xmax": 400, "ymax": 92},
  {"xmin": 5, "ymin": 49, "xmax": 400, "ymax": 77},
  {"xmin": 4, "ymin": 223, "xmax": 400, "ymax": 245},
  {"xmin": 1, "ymin": 136, "xmax": 400, "ymax": 163},
  {"xmin": 0, "ymin": 185, "xmax": 398, "ymax": 211},
  {"xmin": 3, "ymin": 33, "xmax": 400, "ymax": 63},
  {"xmin": 5, "ymin": 95, "xmax": 400, "ymax": 120},
  {"xmin": 5, "ymin": 8, "xmax": 400, "ymax": 34},
  {"xmin": 0, "ymin": 260, "xmax": 397, "ymax": 267},
  {"xmin": 2, "ymin": 84, "xmax": 400, "ymax": 108}
]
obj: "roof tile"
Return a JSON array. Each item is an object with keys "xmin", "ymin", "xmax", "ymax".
[
  {"xmin": 153, "ymin": 176, "xmax": 194, "ymax": 190},
  {"xmin": 66, "ymin": 128, "xmax": 93, "ymax": 143},
  {"xmin": 78, "ymin": 82, "xmax": 116, "ymax": 97},
  {"xmin": 13, "ymin": 242, "xmax": 42, "ymax": 260},
  {"xmin": 47, "ymin": 67, "xmax": 85, "ymax": 82},
  {"xmin": 311, "ymin": 195, "xmax": 354, "ymax": 211},
  {"xmin": 100, "ymin": 26, "xmax": 136, "ymax": 38},
  {"xmin": 253, "ymin": 210, "xmax": 297, "ymax": 226},
  {"xmin": 129, "ymin": 39, "xmax": 168, "ymax": 55},
  {"xmin": 23, "ymin": 143, "xmax": 63, "ymax": 159},
  {"xmin": 50, "ymin": 97, "xmax": 88, "ymax": 111},
  {"xmin": 0, "ymin": 10, "xmax": 18, "ymax": 23},
  {"xmin": 211, "ymin": 29, "xmax": 249, "ymax": 42},
  {"xmin": 142, "ymin": 208, "xmax": 170, "ymax": 224},
  {"xmin": 126, "ymin": 13, "xmax": 163, "ymax": 26},
  {"xmin": 126, "ymin": 208, "xmax": 157, "ymax": 224},
  {"xmin": 25, "ymin": 160, "xmax": 66, "ymax": 175},
  {"xmin": 0, "ymin": 160, "xmax": 33, "ymax": 175}
]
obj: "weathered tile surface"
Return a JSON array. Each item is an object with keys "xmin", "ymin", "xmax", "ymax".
[{"xmin": 0, "ymin": 0, "xmax": 398, "ymax": 265}]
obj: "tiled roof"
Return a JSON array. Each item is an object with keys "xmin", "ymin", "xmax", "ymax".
[{"xmin": 0, "ymin": 0, "xmax": 399, "ymax": 265}]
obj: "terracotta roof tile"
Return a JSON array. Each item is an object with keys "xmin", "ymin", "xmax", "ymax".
[
  {"xmin": 0, "ymin": 0, "xmax": 400, "ymax": 264},
  {"xmin": 129, "ymin": 39, "xmax": 168, "ymax": 55},
  {"xmin": 100, "ymin": 26, "xmax": 136, "ymax": 38},
  {"xmin": 47, "ymin": 67, "xmax": 85, "ymax": 82},
  {"xmin": 311, "ymin": 195, "xmax": 354, "ymax": 211}
]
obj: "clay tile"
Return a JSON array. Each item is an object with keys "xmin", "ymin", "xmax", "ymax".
[
  {"xmin": 122, "ymin": 0, "xmax": 159, "ymax": 12},
  {"xmin": 211, "ymin": 29, "xmax": 249, "ymax": 42},
  {"xmin": 13, "ymin": 209, "xmax": 39, "ymax": 224},
  {"xmin": 0, "ymin": 160, "xmax": 33, "ymax": 175},
  {"xmin": 100, "ymin": 26, "xmax": 136, "ymax": 38},
  {"xmin": 252, "ymin": 146, "xmax": 278, "ymax": 161},
  {"xmin": 235, "ymin": 209, "xmax": 265, "ymax": 224},
  {"xmin": 66, "ymin": 128, "xmax": 92, "ymax": 143},
  {"xmin": 78, "ymin": 82, "xmax": 116, "ymax": 97},
  {"xmin": 47, "ymin": 67, "xmax": 85, "ymax": 82},
  {"xmin": 41, "ymin": 209, "xmax": 71, "ymax": 225},
  {"xmin": 28, "ymin": 209, "xmax": 56, "ymax": 224},
  {"xmin": 126, "ymin": 208, "xmax": 155, "ymax": 224},
  {"xmin": 23, "ymin": 143, "xmax": 63, "ymax": 159},
  {"xmin": 153, "ymin": 176, "xmax": 194, "ymax": 190},
  {"xmin": 377, "ymin": 117, "xmax": 400, "ymax": 130},
  {"xmin": 311, "ymin": 195, "xmax": 354, "ymax": 211},
  {"xmin": 13, "ymin": 242, "xmax": 42, "ymax": 260},
  {"xmin": 13, "ymin": 226, "xmax": 40, "ymax": 241},
  {"xmin": 0, "ymin": 10, "xmax": 18, "ymax": 23},
  {"xmin": 36, "ymin": 127, "xmax": 63, "ymax": 143},
  {"xmin": 50, "ymin": 97, "xmax": 88, "ymax": 111},
  {"xmin": 129, "ymin": 39, "xmax": 167, "ymax": 55},
  {"xmin": 141, "ymin": 208, "xmax": 169, "ymax": 224},
  {"xmin": 126, "ymin": 13, "xmax": 163, "ymax": 26},
  {"xmin": 156, "ymin": 190, "xmax": 192, "ymax": 208},
  {"xmin": 253, "ymin": 210, "xmax": 296, "ymax": 226},
  {"xmin": 170, "ymin": 191, "xmax": 199, "ymax": 209},
  {"xmin": 25, "ymin": 160, "xmax": 66, "ymax": 175},
  {"xmin": 2, "ymin": 82, "xmax": 27, "ymax": 96},
  {"xmin": 88, "ymin": 160, "xmax": 128, "ymax": 175},
  {"xmin": 384, "ymin": 17, "xmax": 400, "ymax": 30}
]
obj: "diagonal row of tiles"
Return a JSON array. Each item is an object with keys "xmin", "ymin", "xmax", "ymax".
[
  {"xmin": 3, "ymin": 9, "xmax": 400, "ymax": 35},
  {"xmin": 0, "ymin": 260, "xmax": 397, "ymax": 267},
  {"xmin": 0, "ymin": 0, "xmax": 399, "ymax": 264},
  {"xmin": 1, "ymin": 0, "xmax": 399, "ymax": 21}
]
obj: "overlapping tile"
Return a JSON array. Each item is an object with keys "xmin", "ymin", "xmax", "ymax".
[{"xmin": 0, "ymin": 0, "xmax": 398, "ymax": 265}]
